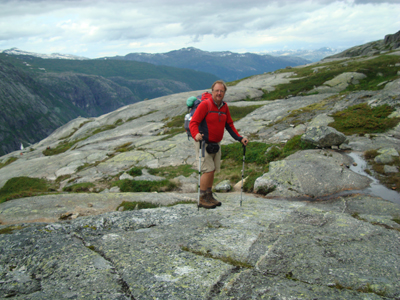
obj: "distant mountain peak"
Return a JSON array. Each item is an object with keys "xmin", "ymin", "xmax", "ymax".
[{"xmin": 1, "ymin": 48, "xmax": 89, "ymax": 60}]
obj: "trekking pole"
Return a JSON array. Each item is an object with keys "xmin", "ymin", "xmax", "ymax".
[
  {"xmin": 240, "ymin": 144, "xmax": 246, "ymax": 207},
  {"xmin": 198, "ymin": 140, "xmax": 205, "ymax": 210}
]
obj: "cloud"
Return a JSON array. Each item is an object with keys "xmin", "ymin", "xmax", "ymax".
[{"xmin": 0, "ymin": 0, "xmax": 399, "ymax": 58}]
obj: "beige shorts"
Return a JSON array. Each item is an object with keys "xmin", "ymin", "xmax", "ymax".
[{"xmin": 194, "ymin": 141, "xmax": 221, "ymax": 173}]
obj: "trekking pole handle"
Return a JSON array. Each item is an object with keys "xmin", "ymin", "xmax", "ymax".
[
  {"xmin": 242, "ymin": 144, "xmax": 246, "ymax": 156},
  {"xmin": 201, "ymin": 140, "xmax": 206, "ymax": 157}
]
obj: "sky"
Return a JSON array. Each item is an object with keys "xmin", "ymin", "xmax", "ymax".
[{"xmin": 0, "ymin": 0, "xmax": 399, "ymax": 59}]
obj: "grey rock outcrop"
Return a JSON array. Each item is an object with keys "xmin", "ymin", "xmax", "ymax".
[
  {"xmin": 1, "ymin": 193, "xmax": 400, "ymax": 299},
  {"xmin": 301, "ymin": 126, "xmax": 347, "ymax": 148},
  {"xmin": 254, "ymin": 149, "xmax": 371, "ymax": 198}
]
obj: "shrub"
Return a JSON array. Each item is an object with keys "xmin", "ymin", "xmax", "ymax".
[
  {"xmin": 63, "ymin": 182, "xmax": 95, "ymax": 192},
  {"xmin": 329, "ymin": 103, "xmax": 400, "ymax": 135},
  {"xmin": 364, "ymin": 149, "xmax": 379, "ymax": 160},
  {"xmin": 115, "ymin": 179, "xmax": 178, "ymax": 192},
  {"xmin": 128, "ymin": 167, "xmax": 143, "ymax": 177},
  {"xmin": 0, "ymin": 177, "xmax": 51, "ymax": 203}
]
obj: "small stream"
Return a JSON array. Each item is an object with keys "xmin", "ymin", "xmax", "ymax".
[{"xmin": 346, "ymin": 152, "xmax": 400, "ymax": 205}]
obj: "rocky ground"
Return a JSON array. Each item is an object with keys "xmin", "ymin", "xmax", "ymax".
[
  {"xmin": 1, "ymin": 193, "xmax": 400, "ymax": 299},
  {"xmin": 1, "ymin": 51, "xmax": 400, "ymax": 299}
]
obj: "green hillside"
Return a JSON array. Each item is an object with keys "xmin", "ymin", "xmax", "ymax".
[{"xmin": 0, "ymin": 54, "xmax": 218, "ymax": 90}]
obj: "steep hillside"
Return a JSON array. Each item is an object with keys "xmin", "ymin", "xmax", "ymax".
[
  {"xmin": 0, "ymin": 53, "xmax": 217, "ymax": 91},
  {"xmin": 0, "ymin": 58, "xmax": 86, "ymax": 156},
  {"xmin": 104, "ymin": 47, "xmax": 310, "ymax": 82},
  {"xmin": 0, "ymin": 53, "xmax": 218, "ymax": 155}
]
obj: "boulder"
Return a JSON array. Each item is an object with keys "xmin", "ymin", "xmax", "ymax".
[
  {"xmin": 384, "ymin": 165, "xmax": 398, "ymax": 174},
  {"xmin": 254, "ymin": 149, "xmax": 371, "ymax": 198},
  {"xmin": 301, "ymin": 126, "xmax": 347, "ymax": 148},
  {"xmin": 215, "ymin": 180, "xmax": 231, "ymax": 192},
  {"xmin": 374, "ymin": 153, "xmax": 394, "ymax": 164}
]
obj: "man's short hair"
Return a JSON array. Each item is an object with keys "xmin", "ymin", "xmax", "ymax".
[{"xmin": 211, "ymin": 80, "xmax": 227, "ymax": 92}]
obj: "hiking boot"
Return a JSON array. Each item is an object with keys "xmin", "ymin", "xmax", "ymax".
[
  {"xmin": 198, "ymin": 193, "xmax": 217, "ymax": 209},
  {"xmin": 206, "ymin": 191, "xmax": 221, "ymax": 206}
]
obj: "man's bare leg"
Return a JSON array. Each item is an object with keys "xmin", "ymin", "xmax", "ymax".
[{"xmin": 200, "ymin": 171, "xmax": 214, "ymax": 191}]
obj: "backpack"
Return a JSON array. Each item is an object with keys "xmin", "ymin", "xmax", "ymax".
[{"xmin": 184, "ymin": 92, "xmax": 212, "ymax": 139}]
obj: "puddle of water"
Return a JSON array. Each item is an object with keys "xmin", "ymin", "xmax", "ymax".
[{"xmin": 347, "ymin": 152, "xmax": 400, "ymax": 205}]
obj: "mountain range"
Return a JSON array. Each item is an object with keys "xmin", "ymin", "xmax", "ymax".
[
  {"xmin": 102, "ymin": 47, "xmax": 311, "ymax": 82},
  {"xmin": 0, "ymin": 52, "xmax": 217, "ymax": 156}
]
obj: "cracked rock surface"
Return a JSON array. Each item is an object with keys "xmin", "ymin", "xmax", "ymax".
[{"xmin": 1, "ymin": 193, "xmax": 399, "ymax": 299}]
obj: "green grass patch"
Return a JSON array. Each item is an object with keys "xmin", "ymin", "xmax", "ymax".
[
  {"xmin": 162, "ymin": 113, "xmax": 186, "ymax": 136},
  {"xmin": 92, "ymin": 124, "xmax": 117, "ymax": 135},
  {"xmin": 0, "ymin": 176, "xmax": 53, "ymax": 203},
  {"xmin": 329, "ymin": 103, "xmax": 400, "ymax": 135},
  {"xmin": 0, "ymin": 157, "xmax": 18, "ymax": 169},
  {"xmin": 218, "ymin": 137, "xmax": 314, "ymax": 192},
  {"xmin": 260, "ymin": 54, "xmax": 400, "ymax": 100},
  {"xmin": 115, "ymin": 142, "xmax": 134, "ymax": 153},
  {"xmin": 128, "ymin": 167, "xmax": 143, "ymax": 177},
  {"xmin": 63, "ymin": 182, "xmax": 95, "ymax": 192},
  {"xmin": 114, "ymin": 179, "xmax": 178, "ymax": 192},
  {"xmin": 116, "ymin": 200, "xmax": 159, "ymax": 211},
  {"xmin": 116, "ymin": 199, "xmax": 195, "ymax": 211},
  {"xmin": 148, "ymin": 164, "xmax": 196, "ymax": 179},
  {"xmin": 42, "ymin": 138, "xmax": 86, "ymax": 156},
  {"xmin": 0, "ymin": 225, "xmax": 25, "ymax": 234},
  {"xmin": 228, "ymin": 105, "xmax": 263, "ymax": 122},
  {"xmin": 364, "ymin": 149, "xmax": 379, "ymax": 160},
  {"xmin": 165, "ymin": 113, "xmax": 186, "ymax": 128}
]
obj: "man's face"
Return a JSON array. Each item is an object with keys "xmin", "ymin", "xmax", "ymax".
[{"xmin": 212, "ymin": 83, "xmax": 226, "ymax": 103}]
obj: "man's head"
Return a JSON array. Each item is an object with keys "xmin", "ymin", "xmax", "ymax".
[{"xmin": 211, "ymin": 80, "xmax": 227, "ymax": 104}]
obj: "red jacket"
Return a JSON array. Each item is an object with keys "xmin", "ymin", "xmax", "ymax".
[{"xmin": 189, "ymin": 98, "xmax": 242, "ymax": 143}]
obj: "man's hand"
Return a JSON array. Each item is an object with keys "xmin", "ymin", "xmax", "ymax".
[
  {"xmin": 241, "ymin": 137, "xmax": 248, "ymax": 146},
  {"xmin": 195, "ymin": 133, "xmax": 204, "ymax": 142}
]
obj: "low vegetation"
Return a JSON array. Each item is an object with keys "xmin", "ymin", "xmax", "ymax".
[
  {"xmin": 0, "ymin": 176, "xmax": 55, "ymax": 203},
  {"xmin": 261, "ymin": 54, "xmax": 400, "ymax": 100},
  {"xmin": 116, "ymin": 199, "xmax": 196, "ymax": 211},
  {"xmin": 0, "ymin": 157, "xmax": 18, "ymax": 169},
  {"xmin": 329, "ymin": 103, "xmax": 400, "ymax": 135},
  {"xmin": 0, "ymin": 225, "xmax": 25, "ymax": 235},
  {"xmin": 117, "ymin": 201, "xmax": 159, "ymax": 211},
  {"xmin": 148, "ymin": 164, "xmax": 196, "ymax": 179},
  {"xmin": 63, "ymin": 182, "xmax": 95, "ymax": 192},
  {"xmin": 113, "ymin": 179, "xmax": 178, "ymax": 193},
  {"xmin": 363, "ymin": 149, "xmax": 400, "ymax": 191},
  {"xmin": 42, "ymin": 139, "xmax": 82, "ymax": 156},
  {"xmin": 217, "ymin": 136, "xmax": 315, "ymax": 193}
]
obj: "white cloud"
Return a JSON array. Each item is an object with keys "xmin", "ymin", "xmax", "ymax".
[{"xmin": 0, "ymin": 0, "xmax": 399, "ymax": 58}]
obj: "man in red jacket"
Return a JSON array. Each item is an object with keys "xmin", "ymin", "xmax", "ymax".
[{"xmin": 189, "ymin": 80, "xmax": 248, "ymax": 209}]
